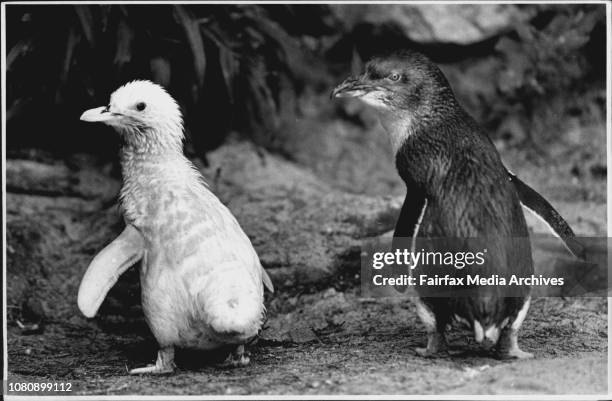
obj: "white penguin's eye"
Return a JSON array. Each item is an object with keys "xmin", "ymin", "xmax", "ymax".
[
  {"xmin": 388, "ymin": 73, "xmax": 401, "ymax": 82},
  {"xmin": 136, "ymin": 102, "xmax": 146, "ymax": 112}
]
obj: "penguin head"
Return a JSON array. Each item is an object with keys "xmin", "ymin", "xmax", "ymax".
[
  {"xmin": 331, "ymin": 50, "xmax": 455, "ymax": 114},
  {"xmin": 80, "ymin": 80, "xmax": 184, "ymax": 151}
]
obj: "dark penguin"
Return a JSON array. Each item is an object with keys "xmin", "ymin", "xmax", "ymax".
[{"xmin": 332, "ymin": 51, "xmax": 578, "ymax": 358}]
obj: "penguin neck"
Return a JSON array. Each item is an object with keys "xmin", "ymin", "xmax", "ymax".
[
  {"xmin": 119, "ymin": 139, "xmax": 196, "ymax": 195},
  {"xmin": 377, "ymin": 109, "xmax": 415, "ymax": 155},
  {"xmin": 118, "ymin": 143, "xmax": 204, "ymax": 227},
  {"xmin": 388, "ymin": 112, "xmax": 460, "ymax": 198},
  {"xmin": 120, "ymin": 143, "xmax": 186, "ymax": 173}
]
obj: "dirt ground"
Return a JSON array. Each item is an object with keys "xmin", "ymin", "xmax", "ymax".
[{"xmin": 6, "ymin": 290, "xmax": 607, "ymax": 396}]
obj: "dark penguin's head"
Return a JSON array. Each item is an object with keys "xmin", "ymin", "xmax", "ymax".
[
  {"xmin": 80, "ymin": 80, "xmax": 184, "ymax": 153},
  {"xmin": 332, "ymin": 51, "xmax": 458, "ymax": 151}
]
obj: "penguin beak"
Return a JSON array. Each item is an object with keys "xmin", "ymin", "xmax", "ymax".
[
  {"xmin": 331, "ymin": 75, "xmax": 373, "ymax": 99},
  {"xmin": 80, "ymin": 105, "xmax": 121, "ymax": 124}
]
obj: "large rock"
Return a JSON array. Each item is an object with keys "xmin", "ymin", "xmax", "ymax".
[
  {"xmin": 275, "ymin": 100, "xmax": 405, "ymax": 197},
  {"xmin": 331, "ymin": 4, "xmax": 531, "ymax": 45}
]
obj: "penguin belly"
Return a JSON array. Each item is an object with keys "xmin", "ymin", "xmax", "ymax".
[{"xmin": 139, "ymin": 239, "xmax": 265, "ymax": 352}]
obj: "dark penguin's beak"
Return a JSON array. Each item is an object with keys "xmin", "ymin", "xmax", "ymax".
[{"xmin": 331, "ymin": 75, "xmax": 373, "ymax": 99}]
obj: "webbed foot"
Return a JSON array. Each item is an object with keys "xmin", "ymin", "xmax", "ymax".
[
  {"xmin": 129, "ymin": 347, "xmax": 175, "ymax": 375},
  {"xmin": 416, "ymin": 332, "xmax": 448, "ymax": 358},
  {"xmin": 218, "ymin": 344, "xmax": 250, "ymax": 368},
  {"xmin": 495, "ymin": 329, "xmax": 533, "ymax": 360}
]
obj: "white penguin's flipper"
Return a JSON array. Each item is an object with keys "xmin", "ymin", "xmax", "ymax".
[
  {"xmin": 261, "ymin": 267, "xmax": 274, "ymax": 293},
  {"xmin": 77, "ymin": 225, "xmax": 145, "ymax": 318}
]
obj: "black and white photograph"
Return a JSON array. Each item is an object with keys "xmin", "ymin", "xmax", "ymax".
[{"xmin": 2, "ymin": 1, "xmax": 609, "ymax": 398}]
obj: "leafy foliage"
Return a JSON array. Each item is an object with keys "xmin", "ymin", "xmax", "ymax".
[
  {"xmin": 6, "ymin": 4, "xmax": 313, "ymax": 154},
  {"xmin": 6, "ymin": 4, "xmax": 606, "ymax": 155},
  {"xmin": 489, "ymin": 4, "xmax": 605, "ymax": 144},
  {"xmin": 495, "ymin": 5, "xmax": 603, "ymax": 100}
]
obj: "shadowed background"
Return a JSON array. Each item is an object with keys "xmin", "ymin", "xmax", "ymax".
[{"xmin": 5, "ymin": 3, "xmax": 608, "ymax": 396}]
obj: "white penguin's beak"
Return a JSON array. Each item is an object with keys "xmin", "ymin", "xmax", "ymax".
[{"xmin": 80, "ymin": 106, "xmax": 120, "ymax": 124}]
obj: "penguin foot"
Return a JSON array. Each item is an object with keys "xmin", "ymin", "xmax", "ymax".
[
  {"xmin": 499, "ymin": 348, "xmax": 534, "ymax": 360},
  {"xmin": 495, "ymin": 329, "xmax": 533, "ymax": 360},
  {"xmin": 415, "ymin": 332, "xmax": 447, "ymax": 358},
  {"xmin": 129, "ymin": 347, "xmax": 175, "ymax": 375},
  {"xmin": 128, "ymin": 364, "xmax": 175, "ymax": 375},
  {"xmin": 218, "ymin": 345, "xmax": 250, "ymax": 368}
]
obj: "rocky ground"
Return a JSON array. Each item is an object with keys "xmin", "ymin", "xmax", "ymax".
[{"xmin": 5, "ymin": 105, "xmax": 607, "ymax": 395}]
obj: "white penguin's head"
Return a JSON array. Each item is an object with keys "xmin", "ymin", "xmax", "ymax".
[{"xmin": 80, "ymin": 80, "xmax": 184, "ymax": 152}]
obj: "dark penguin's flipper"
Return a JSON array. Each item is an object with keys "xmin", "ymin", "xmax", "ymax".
[
  {"xmin": 507, "ymin": 170, "xmax": 586, "ymax": 260},
  {"xmin": 77, "ymin": 224, "xmax": 145, "ymax": 318},
  {"xmin": 392, "ymin": 192, "xmax": 428, "ymax": 293},
  {"xmin": 394, "ymin": 193, "xmax": 451, "ymax": 357},
  {"xmin": 393, "ymin": 190, "xmax": 428, "ymax": 246}
]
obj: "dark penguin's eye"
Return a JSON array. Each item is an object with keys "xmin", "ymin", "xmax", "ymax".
[
  {"xmin": 136, "ymin": 102, "xmax": 146, "ymax": 111},
  {"xmin": 388, "ymin": 73, "xmax": 401, "ymax": 82}
]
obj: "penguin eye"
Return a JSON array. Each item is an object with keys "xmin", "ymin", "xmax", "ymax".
[
  {"xmin": 136, "ymin": 102, "xmax": 146, "ymax": 112},
  {"xmin": 388, "ymin": 73, "xmax": 401, "ymax": 82}
]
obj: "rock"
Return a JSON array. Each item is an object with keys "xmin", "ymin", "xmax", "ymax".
[
  {"xmin": 201, "ymin": 141, "xmax": 403, "ymax": 288},
  {"xmin": 274, "ymin": 116, "xmax": 405, "ymax": 197},
  {"xmin": 6, "ymin": 159, "xmax": 120, "ymax": 202},
  {"xmin": 6, "ymin": 190, "xmax": 123, "ymax": 322},
  {"xmin": 331, "ymin": 4, "xmax": 531, "ymax": 45}
]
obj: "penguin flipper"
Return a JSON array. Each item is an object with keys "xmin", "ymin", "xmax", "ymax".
[
  {"xmin": 393, "ymin": 190, "xmax": 427, "ymax": 240},
  {"xmin": 392, "ymin": 191, "xmax": 427, "ymax": 294},
  {"xmin": 261, "ymin": 266, "xmax": 274, "ymax": 293},
  {"xmin": 507, "ymin": 169, "xmax": 585, "ymax": 259},
  {"xmin": 77, "ymin": 224, "xmax": 145, "ymax": 318}
]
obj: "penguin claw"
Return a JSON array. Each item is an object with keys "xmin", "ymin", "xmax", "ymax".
[
  {"xmin": 128, "ymin": 364, "xmax": 175, "ymax": 375},
  {"xmin": 415, "ymin": 347, "xmax": 448, "ymax": 358},
  {"xmin": 218, "ymin": 345, "xmax": 250, "ymax": 368},
  {"xmin": 218, "ymin": 354, "xmax": 250, "ymax": 368},
  {"xmin": 415, "ymin": 347, "xmax": 433, "ymax": 357},
  {"xmin": 129, "ymin": 347, "xmax": 175, "ymax": 375},
  {"xmin": 498, "ymin": 349, "xmax": 534, "ymax": 360},
  {"xmin": 416, "ymin": 332, "xmax": 448, "ymax": 358}
]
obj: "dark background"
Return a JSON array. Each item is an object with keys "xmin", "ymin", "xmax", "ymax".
[
  {"xmin": 7, "ymin": 4, "xmax": 606, "ymax": 156},
  {"xmin": 5, "ymin": 3, "xmax": 608, "ymax": 395}
]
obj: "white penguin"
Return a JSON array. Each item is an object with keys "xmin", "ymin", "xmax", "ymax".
[{"xmin": 78, "ymin": 80, "xmax": 274, "ymax": 374}]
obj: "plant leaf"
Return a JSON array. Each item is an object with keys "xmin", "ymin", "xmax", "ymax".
[
  {"xmin": 174, "ymin": 5, "xmax": 207, "ymax": 92},
  {"xmin": 7, "ymin": 39, "xmax": 32, "ymax": 72},
  {"xmin": 114, "ymin": 19, "xmax": 134, "ymax": 68},
  {"xmin": 60, "ymin": 27, "xmax": 79, "ymax": 86},
  {"xmin": 218, "ymin": 47, "xmax": 236, "ymax": 103},
  {"xmin": 74, "ymin": 5, "xmax": 96, "ymax": 47},
  {"xmin": 150, "ymin": 57, "xmax": 172, "ymax": 87}
]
